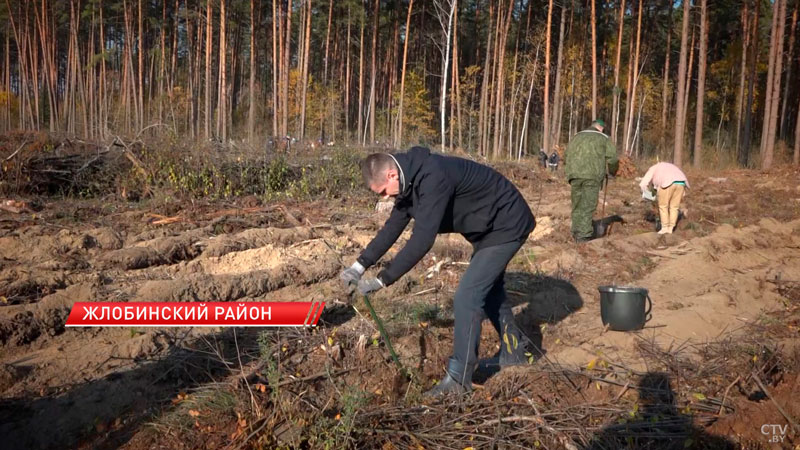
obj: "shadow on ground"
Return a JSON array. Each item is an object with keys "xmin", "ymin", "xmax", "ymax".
[
  {"xmin": 506, "ymin": 272, "xmax": 584, "ymax": 351},
  {"xmin": 0, "ymin": 328, "xmax": 266, "ymax": 450},
  {"xmin": 585, "ymin": 372, "xmax": 737, "ymax": 450},
  {"xmin": 474, "ymin": 273, "xmax": 583, "ymax": 382}
]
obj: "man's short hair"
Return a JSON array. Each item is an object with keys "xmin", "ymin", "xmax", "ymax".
[{"xmin": 361, "ymin": 153, "xmax": 396, "ymax": 185}]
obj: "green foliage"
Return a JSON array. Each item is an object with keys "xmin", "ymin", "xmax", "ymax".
[
  {"xmin": 307, "ymin": 385, "xmax": 368, "ymax": 449},
  {"xmin": 132, "ymin": 143, "xmax": 362, "ymax": 202},
  {"xmin": 393, "ymin": 70, "xmax": 436, "ymax": 145},
  {"xmin": 257, "ymin": 332, "xmax": 281, "ymax": 401}
]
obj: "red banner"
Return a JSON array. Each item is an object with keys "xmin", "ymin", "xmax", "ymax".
[{"xmin": 64, "ymin": 301, "xmax": 325, "ymax": 327}]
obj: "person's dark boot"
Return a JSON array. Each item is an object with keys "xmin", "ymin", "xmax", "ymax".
[
  {"xmin": 477, "ymin": 322, "xmax": 534, "ymax": 374},
  {"xmin": 424, "ymin": 359, "xmax": 473, "ymax": 398},
  {"xmin": 423, "ymin": 373, "xmax": 470, "ymax": 397},
  {"xmin": 498, "ymin": 323, "xmax": 530, "ymax": 366}
]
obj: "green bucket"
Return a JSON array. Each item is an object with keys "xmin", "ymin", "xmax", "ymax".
[{"xmin": 598, "ymin": 285, "xmax": 652, "ymax": 331}]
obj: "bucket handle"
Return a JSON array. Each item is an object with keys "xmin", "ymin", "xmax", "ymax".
[{"xmin": 644, "ymin": 294, "xmax": 653, "ymax": 323}]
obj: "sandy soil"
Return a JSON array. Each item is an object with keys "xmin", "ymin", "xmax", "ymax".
[{"xmin": 1, "ymin": 163, "xmax": 799, "ymax": 449}]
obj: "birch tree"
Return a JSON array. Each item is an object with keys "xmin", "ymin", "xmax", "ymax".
[{"xmin": 433, "ymin": 0, "xmax": 456, "ymax": 152}]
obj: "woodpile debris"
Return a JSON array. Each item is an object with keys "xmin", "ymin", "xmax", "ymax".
[
  {"xmin": 1, "ymin": 134, "xmax": 128, "ymax": 195},
  {"xmin": 615, "ymin": 156, "xmax": 638, "ymax": 178}
]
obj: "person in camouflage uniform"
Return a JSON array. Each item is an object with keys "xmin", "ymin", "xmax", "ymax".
[{"xmin": 564, "ymin": 119, "xmax": 619, "ymax": 242}]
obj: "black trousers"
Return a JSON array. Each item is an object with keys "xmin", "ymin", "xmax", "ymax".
[{"xmin": 447, "ymin": 238, "xmax": 527, "ymax": 385}]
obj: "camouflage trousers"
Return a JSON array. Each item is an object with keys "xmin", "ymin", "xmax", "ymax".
[{"xmin": 570, "ymin": 178, "xmax": 601, "ymax": 239}]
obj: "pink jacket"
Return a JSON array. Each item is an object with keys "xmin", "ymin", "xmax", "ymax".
[{"xmin": 640, "ymin": 162, "xmax": 689, "ymax": 192}]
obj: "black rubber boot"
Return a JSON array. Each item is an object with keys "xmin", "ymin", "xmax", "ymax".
[
  {"xmin": 423, "ymin": 373, "xmax": 470, "ymax": 397},
  {"xmin": 499, "ymin": 322, "xmax": 530, "ymax": 366},
  {"xmin": 477, "ymin": 320, "xmax": 532, "ymax": 374},
  {"xmin": 424, "ymin": 359, "xmax": 473, "ymax": 398}
]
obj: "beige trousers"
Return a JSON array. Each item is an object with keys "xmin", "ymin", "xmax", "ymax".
[{"xmin": 656, "ymin": 183, "xmax": 684, "ymax": 229}]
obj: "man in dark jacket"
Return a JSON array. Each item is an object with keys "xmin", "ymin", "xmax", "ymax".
[{"xmin": 340, "ymin": 146, "xmax": 536, "ymax": 396}]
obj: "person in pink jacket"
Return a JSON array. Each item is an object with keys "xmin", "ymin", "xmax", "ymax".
[{"xmin": 639, "ymin": 162, "xmax": 689, "ymax": 234}]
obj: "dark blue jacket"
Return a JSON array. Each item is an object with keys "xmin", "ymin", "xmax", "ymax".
[{"xmin": 357, "ymin": 147, "xmax": 535, "ymax": 286}]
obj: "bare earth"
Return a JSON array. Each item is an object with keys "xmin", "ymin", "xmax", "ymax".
[{"xmin": 1, "ymin": 163, "xmax": 799, "ymax": 449}]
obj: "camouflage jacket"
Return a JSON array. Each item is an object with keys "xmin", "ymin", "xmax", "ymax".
[{"xmin": 564, "ymin": 128, "xmax": 619, "ymax": 182}]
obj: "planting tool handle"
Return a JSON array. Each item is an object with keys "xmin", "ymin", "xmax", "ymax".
[
  {"xmin": 361, "ymin": 293, "xmax": 405, "ymax": 373},
  {"xmin": 644, "ymin": 294, "xmax": 653, "ymax": 323},
  {"xmin": 348, "ymin": 279, "xmax": 405, "ymax": 374}
]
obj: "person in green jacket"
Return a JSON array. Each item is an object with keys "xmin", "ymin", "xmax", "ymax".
[{"xmin": 564, "ymin": 119, "xmax": 619, "ymax": 243}]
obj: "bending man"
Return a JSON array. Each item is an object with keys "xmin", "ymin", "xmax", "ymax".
[{"xmin": 340, "ymin": 147, "xmax": 535, "ymax": 396}]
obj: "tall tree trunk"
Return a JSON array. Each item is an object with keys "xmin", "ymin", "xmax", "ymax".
[
  {"xmin": 622, "ymin": 7, "xmax": 634, "ymax": 153},
  {"xmin": 453, "ymin": 2, "xmax": 462, "ymax": 150},
  {"xmin": 99, "ymin": 0, "xmax": 106, "ymax": 138},
  {"xmin": 396, "ymin": 0, "xmax": 415, "ymax": 148},
  {"xmin": 125, "ymin": 0, "xmax": 139, "ymax": 132},
  {"xmin": 735, "ymin": 1, "xmax": 749, "ymax": 152},
  {"xmin": 345, "ymin": 7, "xmax": 351, "ymax": 141},
  {"xmin": 550, "ymin": 2, "xmax": 567, "ymax": 148},
  {"xmin": 693, "ymin": 0, "xmax": 708, "ymax": 167},
  {"xmin": 159, "ymin": 1, "xmax": 166, "ymax": 126},
  {"xmin": 187, "ymin": 5, "xmax": 196, "ymax": 138},
  {"xmin": 282, "ymin": 0, "xmax": 292, "ymax": 138},
  {"xmin": 491, "ymin": 0, "xmax": 513, "ymax": 158},
  {"xmin": 780, "ymin": 3, "xmax": 797, "ymax": 140},
  {"xmin": 324, "ymin": 0, "xmax": 334, "ymax": 84},
  {"xmin": 368, "ymin": 0, "xmax": 379, "ymax": 144},
  {"xmin": 673, "ymin": 0, "xmax": 691, "ymax": 167},
  {"xmin": 519, "ymin": 42, "xmax": 541, "ymax": 159},
  {"xmin": 9, "ymin": 0, "xmax": 29, "ymax": 129},
  {"xmin": 760, "ymin": 0, "xmax": 780, "ymax": 161},
  {"xmin": 357, "ymin": 19, "xmax": 364, "ymax": 144},
  {"xmin": 611, "ymin": 0, "xmax": 626, "ymax": 144},
  {"xmin": 3, "ymin": 35, "xmax": 9, "ymax": 131},
  {"xmin": 590, "ymin": 0, "xmax": 597, "ymax": 119},
  {"xmin": 682, "ymin": 29, "xmax": 695, "ymax": 147},
  {"xmin": 138, "ymin": 0, "xmax": 144, "ymax": 130},
  {"xmin": 437, "ymin": 0, "xmax": 456, "ymax": 152},
  {"xmin": 623, "ymin": 0, "xmax": 642, "ymax": 156},
  {"xmin": 205, "ymin": 0, "xmax": 213, "ymax": 139},
  {"xmin": 35, "ymin": 0, "xmax": 58, "ymax": 130},
  {"xmin": 660, "ymin": 0, "xmax": 672, "ymax": 149},
  {"xmin": 271, "ymin": 0, "xmax": 278, "ymax": 138},
  {"xmin": 299, "ymin": 0, "xmax": 311, "ymax": 140},
  {"xmin": 218, "ymin": 0, "xmax": 227, "ymax": 141},
  {"xmin": 249, "ymin": 0, "xmax": 257, "ymax": 142},
  {"xmin": 386, "ymin": 14, "xmax": 398, "ymax": 143},
  {"xmin": 477, "ymin": 1, "xmax": 495, "ymax": 156},
  {"xmin": 543, "ymin": 0, "xmax": 554, "ymax": 155},
  {"xmin": 761, "ymin": 0, "xmax": 787, "ymax": 169},
  {"xmin": 741, "ymin": 0, "xmax": 760, "ymax": 166},
  {"xmin": 794, "ymin": 96, "xmax": 800, "ymax": 164},
  {"xmin": 170, "ymin": 0, "xmax": 178, "ymax": 97}
]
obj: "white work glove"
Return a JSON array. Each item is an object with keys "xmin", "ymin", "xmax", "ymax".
[
  {"xmin": 357, "ymin": 278, "xmax": 385, "ymax": 295},
  {"xmin": 339, "ymin": 261, "xmax": 365, "ymax": 287}
]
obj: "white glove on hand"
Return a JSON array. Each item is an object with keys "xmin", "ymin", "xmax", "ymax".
[
  {"xmin": 357, "ymin": 278, "xmax": 385, "ymax": 295},
  {"xmin": 339, "ymin": 261, "xmax": 365, "ymax": 287}
]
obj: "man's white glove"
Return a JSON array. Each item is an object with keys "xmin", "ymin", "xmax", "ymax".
[
  {"xmin": 642, "ymin": 189, "xmax": 656, "ymax": 201},
  {"xmin": 339, "ymin": 262, "xmax": 365, "ymax": 287},
  {"xmin": 357, "ymin": 278, "xmax": 385, "ymax": 295}
]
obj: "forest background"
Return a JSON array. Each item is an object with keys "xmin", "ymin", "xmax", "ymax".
[{"xmin": 1, "ymin": 0, "xmax": 799, "ymax": 171}]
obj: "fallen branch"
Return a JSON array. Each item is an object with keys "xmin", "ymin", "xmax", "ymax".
[
  {"xmin": 275, "ymin": 368, "xmax": 353, "ymax": 387},
  {"xmin": 479, "ymin": 415, "xmax": 545, "ymax": 427},
  {"xmin": 718, "ymin": 376, "xmax": 741, "ymax": 416},
  {"xmin": 4, "ymin": 140, "xmax": 27, "ymax": 161}
]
